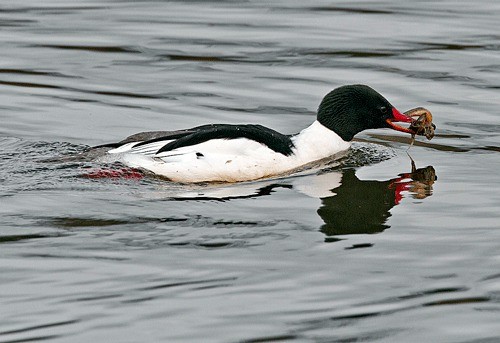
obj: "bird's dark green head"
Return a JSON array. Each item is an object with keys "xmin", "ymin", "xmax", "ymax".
[{"xmin": 317, "ymin": 84, "xmax": 413, "ymax": 141}]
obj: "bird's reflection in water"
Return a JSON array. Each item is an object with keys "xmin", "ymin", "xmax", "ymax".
[
  {"xmin": 154, "ymin": 159, "xmax": 436, "ymax": 241},
  {"xmin": 318, "ymin": 161, "xmax": 436, "ymax": 239}
]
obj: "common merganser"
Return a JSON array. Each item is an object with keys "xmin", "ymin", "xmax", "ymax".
[{"xmin": 96, "ymin": 84, "xmax": 416, "ymax": 183}]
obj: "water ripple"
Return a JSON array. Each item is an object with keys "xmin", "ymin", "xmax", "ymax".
[{"xmin": 1, "ymin": 1, "xmax": 500, "ymax": 342}]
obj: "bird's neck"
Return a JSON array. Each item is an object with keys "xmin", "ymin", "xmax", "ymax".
[
  {"xmin": 291, "ymin": 121, "xmax": 351, "ymax": 162},
  {"xmin": 317, "ymin": 112, "xmax": 359, "ymax": 142}
]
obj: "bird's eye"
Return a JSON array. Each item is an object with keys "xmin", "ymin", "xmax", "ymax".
[{"xmin": 380, "ymin": 106, "xmax": 388, "ymax": 114}]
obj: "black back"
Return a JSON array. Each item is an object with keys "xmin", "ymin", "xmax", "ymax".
[
  {"xmin": 95, "ymin": 124, "xmax": 295, "ymax": 156},
  {"xmin": 155, "ymin": 124, "xmax": 295, "ymax": 155}
]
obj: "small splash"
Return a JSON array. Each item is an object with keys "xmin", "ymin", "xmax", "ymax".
[
  {"xmin": 0, "ymin": 137, "xmax": 96, "ymax": 196},
  {"xmin": 320, "ymin": 142, "xmax": 396, "ymax": 172}
]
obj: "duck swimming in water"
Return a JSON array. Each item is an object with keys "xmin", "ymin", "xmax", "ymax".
[{"xmin": 95, "ymin": 84, "xmax": 419, "ymax": 183}]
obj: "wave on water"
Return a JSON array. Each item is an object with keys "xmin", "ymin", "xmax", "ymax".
[{"xmin": 0, "ymin": 136, "xmax": 396, "ymax": 198}]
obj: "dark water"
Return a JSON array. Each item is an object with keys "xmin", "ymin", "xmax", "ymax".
[{"xmin": 1, "ymin": 1, "xmax": 500, "ymax": 342}]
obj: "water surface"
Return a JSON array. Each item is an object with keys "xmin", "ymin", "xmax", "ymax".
[{"xmin": 1, "ymin": 1, "xmax": 500, "ymax": 342}]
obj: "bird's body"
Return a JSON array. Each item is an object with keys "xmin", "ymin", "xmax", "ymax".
[
  {"xmin": 96, "ymin": 85, "xmax": 417, "ymax": 183},
  {"xmin": 105, "ymin": 120, "xmax": 350, "ymax": 183}
]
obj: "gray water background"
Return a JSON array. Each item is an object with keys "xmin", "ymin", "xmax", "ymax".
[{"xmin": 1, "ymin": 1, "xmax": 500, "ymax": 342}]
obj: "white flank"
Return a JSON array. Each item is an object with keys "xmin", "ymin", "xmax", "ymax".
[{"xmin": 107, "ymin": 121, "xmax": 351, "ymax": 183}]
